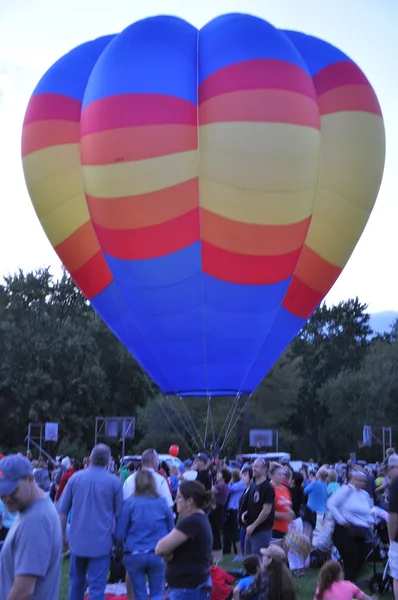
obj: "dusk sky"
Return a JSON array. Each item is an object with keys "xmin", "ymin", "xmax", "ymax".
[{"xmin": 0, "ymin": 0, "xmax": 397, "ymax": 312}]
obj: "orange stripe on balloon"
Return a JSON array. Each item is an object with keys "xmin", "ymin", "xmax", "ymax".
[
  {"xmin": 86, "ymin": 178, "xmax": 199, "ymax": 230},
  {"xmin": 93, "ymin": 209, "xmax": 200, "ymax": 260},
  {"xmin": 55, "ymin": 221, "xmax": 100, "ymax": 272},
  {"xmin": 282, "ymin": 276, "xmax": 324, "ymax": 319},
  {"xmin": 80, "ymin": 124, "xmax": 198, "ymax": 165},
  {"xmin": 199, "ymin": 89, "xmax": 320, "ymax": 128},
  {"xmin": 22, "ymin": 120, "xmax": 80, "ymax": 157},
  {"xmin": 201, "ymin": 209, "xmax": 311, "ymax": 256},
  {"xmin": 72, "ymin": 251, "xmax": 113, "ymax": 299},
  {"xmin": 318, "ymin": 85, "xmax": 382, "ymax": 116},
  {"xmin": 294, "ymin": 246, "xmax": 342, "ymax": 295},
  {"xmin": 202, "ymin": 242, "xmax": 301, "ymax": 285}
]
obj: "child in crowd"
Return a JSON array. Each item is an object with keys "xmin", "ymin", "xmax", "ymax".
[
  {"xmin": 210, "ymin": 563, "xmax": 237, "ymax": 600},
  {"xmin": 232, "ymin": 555, "xmax": 261, "ymax": 600},
  {"xmin": 315, "ymin": 560, "xmax": 375, "ymax": 600},
  {"xmin": 240, "ymin": 545, "xmax": 296, "ymax": 600}
]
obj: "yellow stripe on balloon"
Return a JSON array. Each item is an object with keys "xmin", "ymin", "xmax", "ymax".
[
  {"xmin": 23, "ymin": 144, "xmax": 81, "ymax": 214},
  {"xmin": 199, "ymin": 122, "xmax": 321, "ymax": 226},
  {"xmin": 305, "ymin": 111, "xmax": 385, "ymax": 267},
  {"xmin": 41, "ymin": 195, "xmax": 90, "ymax": 247},
  {"xmin": 82, "ymin": 150, "xmax": 199, "ymax": 198},
  {"xmin": 199, "ymin": 181, "xmax": 317, "ymax": 226},
  {"xmin": 22, "ymin": 144, "xmax": 91, "ymax": 246}
]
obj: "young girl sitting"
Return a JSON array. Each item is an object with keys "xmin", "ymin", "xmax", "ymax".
[{"xmin": 315, "ymin": 560, "xmax": 375, "ymax": 600}]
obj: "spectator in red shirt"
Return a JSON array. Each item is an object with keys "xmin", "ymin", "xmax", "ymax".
[{"xmin": 55, "ymin": 459, "xmax": 79, "ymax": 502}]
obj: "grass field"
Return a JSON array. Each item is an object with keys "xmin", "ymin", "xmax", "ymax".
[{"xmin": 58, "ymin": 555, "xmax": 392, "ymax": 600}]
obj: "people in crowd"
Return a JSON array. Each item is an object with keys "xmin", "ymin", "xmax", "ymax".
[
  {"xmin": 232, "ymin": 554, "xmax": 261, "ymax": 599},
  {"xmin": 315, "ymin": 560, "xmax": 374, "ymax": 599},
  {"xmin": 223, "ymin": 468, "xmax": 246, "ymax": 559},
  {"xmin": 270, "ymin": 463, "xmax": 294, "ymax": 541},
  {"xmin": 123, "ymin": 448, "xmax": 173, "ymax": 508},
  {"xmin": 240, "ymin": 544, "xmax": 296, "ymax": 600},
  {"xmin": 210, "ymin": 562, "xmax": 237, "ymax": 600},
  {"xmin": 242, "ymin": 459, "xmax": 275, "ymax": 555},
  {"xmin": 156, "ymin": 480, "xmax": 213, "ymax": 600},
  {"xmin": 327, "ymin": 470, "xmax": 339, "ymax": 497},
  {"xmin": 0, "ymin": 497, "xmax": 17, "ymax": 541},
  {"xmin": 327, "ymin": 470, "xmax": 372, "ymax": 582},
  {"xmin": 169, "ymin": 466, "xmax": 180, "ymax": 499},
  {"xmin": 55, "ymin": 458, "xmax": 80, "ymax": 502},
  {"xmin": 33, "ymin": 457, "xmax": 52, "ymax": 493},
  {"xmin": 238, "ymin": 466, "xmax": 253, "ymax": 557},
  {"xmin": 303, "ymin": 468, "xmax": 328, "ymax": 532},
  {"xmin": 57, "ymin": 444, "xmax": 123, "ymax": 599},
  {"xmin": 0, "ymin": 454, "xmax": 63, "ymax": 599},
  {"xmin": 193, "ymin": 453, "xmax": 213, "ymax": 491},
  {"xmin": 387, "ymin": 453, "xmax": 398, "ymax": 600},
  {"xmin": 290, "ymin": 472, "xmax": 304, "ymax": 518},
  {"xmin": 115, "ymin": 469, "xmax": 174, "ymax": 600},
  {"xmin": 210, "ymin": 468, "xmax": 231, "ymax": 563}
]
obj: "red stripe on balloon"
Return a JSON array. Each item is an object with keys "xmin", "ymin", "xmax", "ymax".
[
  {"xmin": 81, "ymin": 94, "xmax": 197, "ymax": 136},
  {"xmin": 202, "ymin": 242, "xmax": 301, "ymax": 285},
  {"xmin": 282, "ymin": 276, "xmax": 324, "ymax": 319},
  {"xmin": 93, "ymin": 209, "xmax": 200, "ymax": 260},
  {"xmin": 23, "ymin": 93, "xmax": 81, "ymax": 125},
  {"xmin": 313, "ymin": 61, "xmax": 372, "ymax": 96},
  {"xmin": 318, "ymin": 85, "xmax": 382, "ymax": 116},
  {"xmin": 199, "ymin": 89, "xmax": 320, "ymax": 128},
  {"xmin": 71, "ymin": 251, "xmax": 113, "ymax": 299},
  {"xmin": 199, "ymin": 59, "xmax": 318, "ymax": 104}
]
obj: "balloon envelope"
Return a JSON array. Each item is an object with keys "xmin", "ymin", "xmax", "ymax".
[
  {"xmin": 22, "ymin": 14, "xmax": 385, "ymax": 398},
  {"xmin": 169, "ymin": 445, "xmax": 180, "ymax": 457}
]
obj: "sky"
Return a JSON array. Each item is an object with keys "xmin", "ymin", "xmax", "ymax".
[{"xmin": 0, "ymin": 0, "xmax": 397, "ymax": 313}]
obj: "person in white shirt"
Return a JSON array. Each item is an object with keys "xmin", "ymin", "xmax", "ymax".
[
  {"xmin": 123, "ymin": 449, "xmax": 173, "ymax": 507},
  {"xmin": 327, "ymin": 470, "xmax": 372, "ymax": 582}
]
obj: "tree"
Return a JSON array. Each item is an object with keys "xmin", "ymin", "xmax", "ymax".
[
  {"xmin": 283, "ymin": 298, "xmax": 373, "ymax": 460},
  {"xmin": 0, "ymin": 269, "xmax": 152, "ymax": 457},
  {"xmin": 317, "ymin": 337, "xmax": 398, "ymax": 460}
]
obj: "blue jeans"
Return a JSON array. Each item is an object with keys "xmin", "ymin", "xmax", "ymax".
[
  {"xmin": 124, "ymin": 553, "xmax": 165, "ymax": 600},
  {"xmin": 240, "ymin": 527, "xmax": 246, "ymax": 556},
  {"xmin": 245, "ymin": 529, "xmax": 272, "ymax": 556},
  {"xmin": 69, "ymin": 553, "xmax": 110, "ymax": 600},
  {"xmin": 169, "ymin": 578, "xmax": 212, "ymax": 600}
]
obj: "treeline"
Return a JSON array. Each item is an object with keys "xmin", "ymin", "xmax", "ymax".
[{"xmin": 0, "ymin": 269, "xmax": 396, "ymax": 462}]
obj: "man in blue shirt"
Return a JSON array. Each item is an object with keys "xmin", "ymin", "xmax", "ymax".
[{"xmin": 58, "ymin": 444, "xmax": 123, "ymax": 600}]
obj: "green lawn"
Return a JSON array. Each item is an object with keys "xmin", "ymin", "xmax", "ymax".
[{"xmin": 58, "ymin": 555, "xmax": 392, "ymax": 600}]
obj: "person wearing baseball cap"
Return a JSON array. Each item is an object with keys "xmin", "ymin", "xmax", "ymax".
[
  {"xmin": 0, "ymin": 454, "xmax": 62, "ymax": 599},
  {"xmin": 193, "ymin": 453, "xmax": 212, "ymax": 491}
]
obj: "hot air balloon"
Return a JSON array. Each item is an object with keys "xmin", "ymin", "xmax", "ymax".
[{"xmin": 22, "ymin": 14, "xmax": 385, "ymax": 404}]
